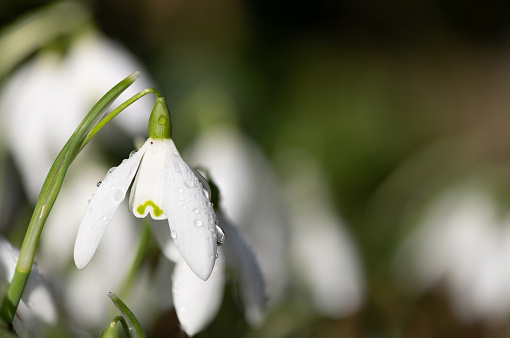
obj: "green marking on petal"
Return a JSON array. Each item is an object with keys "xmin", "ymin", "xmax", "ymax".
[{"xmin": 136, "ymin": 200, "xmax": 164, "ymax": 217}]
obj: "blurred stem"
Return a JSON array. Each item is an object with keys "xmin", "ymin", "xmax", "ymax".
[
  {"xmin": 108, "ymin": 293, "xmax": 145, "ymax": 338},
  {"xmin": 0, "ymin": 2, "xmax": 91, "ymax": 79},
  {"xmin": 0, "ymin": 73, "xmax": 161, "ymax": 324},
  {"xmin": 100, "ymin": 316, "xmax": 129, "ymax": 338},
  {"xmin": 119, "ymin": 219, "xmax": 152, "ymax": 298}
]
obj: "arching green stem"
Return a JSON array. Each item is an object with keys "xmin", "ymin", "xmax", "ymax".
[{"xmin": 0, "ymin": 72, "xmax": 162, "ymax": 324}]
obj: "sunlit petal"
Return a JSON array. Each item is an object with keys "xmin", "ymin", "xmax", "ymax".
[
  {"xmin": 163, "ymin": 139, "xmax": 218, "ymax": 280},
  {"xmin": 74, "ymin": 144, "xmax": 147, "ymax": 269},
  {"xmin": 130, "ymin": 139, "xmax": 168, "ymax": 220}
]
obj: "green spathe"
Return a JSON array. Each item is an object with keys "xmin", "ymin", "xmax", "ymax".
[
  {"xmin": 148, "ymin": 97, "xmax": 172, "ymax": 139},
  {"xmin": 136, "ymin": 200, "xmax": 164, "ymax": 217}
]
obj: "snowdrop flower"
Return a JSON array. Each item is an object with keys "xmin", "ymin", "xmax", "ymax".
[
  {"xmin": 278, "ymin": 150, "xmax": 365, "ymax": 318},
  {"xmin": 74, "ymin": 98, "xmax": 219, "ymax": 280},
  {"xmin": 0, "ymin": 235, "xmax": 57, "ymax": 326},
  {"xmin": 396, "ymin": 184, "xmax": 510, "ymax": 324},
  {"xmin": 186, "ymin": 124, "xmax": 289, "ymax": 303},
  {"xmin": 152, "ymin": 203, "xmax": 266, "ymax": 336},
  {"xmin": 0, "ymin": 29, "xmax": 154, "ymax": 201}
]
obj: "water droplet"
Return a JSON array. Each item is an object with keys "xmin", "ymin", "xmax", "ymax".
[
  {"xmin": 173, "ymin": 151, "xmax": 179, "ymax": 157},
  {"xmin": 171, "ymin": 231, "xmax": 177, "ymax": 239},
  {"xmin": 184, "ymin": 179, "xmax": 194, "ymax": 188},
  {"xmin": 158, "ymin": 115, "xmax": 167, "ymax": 125},
  {"xmin": 174, "ymin": 162, "xmax": 181, "ymax": 172},
  {"xmin": 112, "ymin": 189, "xmax": 124, "ymax": 202},
  {"xmin": 178, "ymin": 188, "xmax": 184, "ymax": 193},
  {"xmin": 194, "ymin": 219, "xmax": 203, "ymax": 227},
  {"xmin": 216, "ymin": 225, "xmax": 225, "ymax": 246},
  {"xmin": 102, "ymin": 216, "xmax": 107, "ymax": 221},
  {"xmin": 87, "ymin": 199, "xmax": 91, "ymax": 204},
  {"xmin": 129, "ymin": 150, "xmax": 137, "ymax": 158},
  {"xmin": 108, "ymin": 167, "xmax": 117, "ymax": 175},
  {"xmin": 209, "ymin": 254, "xmax": 215, "ymax": 259},
  {"xmin": 203, "ymin": 189, "xmax": 210, "ymax": 199},
  {"xmin": 215, "ymin": 253, "xmax": 219, "ymax": 259},
  {"xmin": 97, "ymin": 181, "xmax": 102, "ymax": 187},
  {"xmin": 193, "ymin": 208, "xmax": 199, "ymax": 214}
]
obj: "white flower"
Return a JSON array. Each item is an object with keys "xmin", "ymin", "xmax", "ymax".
[
  {"xmin": 152, "ymin": 210, "xmax": 266, "ymax": 336},
  {"xmin": 186, "ymin": 125, "xmax": 289, "ymax": 303},
  {"xmin": 74, "ymin": 135, "xmax": 219, "ymax": 280},
  {"xmin": 396, "ymin": 184, "xmax": 510, "ymax": 324},
  {"xmin": 0, "ymin": 30, "xmax": 153, "ymax": 201}
]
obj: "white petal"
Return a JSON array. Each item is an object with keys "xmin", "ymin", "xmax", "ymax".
[
  {"xmin": 186, "ymin": 126, "xmax": 289, "ymax": 301},
  {"xmin": 172, "ymin": 251, "xmax": 225, "ymax": 336},
  {"xmin": 130, "ymin": 139, "xmax": 169, "ymax": 220},
  {"xmin": 163, "ymin": 139, "xmax": 218, "ymax": 280},
  {"xmin": 220, "ymin": 214, "xmax": 266, "ymax": 326},
  {"xmin": 73, "ymin": 144, "xmax": 147, "ymax": 269}
]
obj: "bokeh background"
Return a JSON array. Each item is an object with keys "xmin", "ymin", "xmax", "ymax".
[{"xmin": 2, "ymin": 0, "xmax": 510, "ymax": 337}]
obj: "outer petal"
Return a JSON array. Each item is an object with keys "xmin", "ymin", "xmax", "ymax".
[
  {"xmin": 74, "ymin": 144, "xmax": 147, "ymax": 269},
  {"xmin": 220, "ymin": 214, "xmax": 266, "ymax": 326},
  {"xmin": 172, "ymin": 250, "xmax": 225, "ymax": 336},
  {"xmin": 130, "ymin": 139, "xmax": 169, "ymax": 220},
  {"xmin": 163, "ymin": 139, "xmax": 218, "ymax": 280}
]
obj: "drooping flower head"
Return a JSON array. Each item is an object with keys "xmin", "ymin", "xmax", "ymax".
[{"xmin": 74, "ymin": 97, "xmax": 219, "ymax": 280}]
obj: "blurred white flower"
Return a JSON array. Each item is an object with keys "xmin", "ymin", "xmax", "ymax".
[
  {"xmin": 396, "ymin": 184, "xmax": 510, "ymax": 324},
  {"xmin": 186, "ymin": 125, "xmax": 289, "ymax": 305},
  {"xmin": 74, "ymin": 137, "xmax": 219, "ymax": 280},
  {"xmin": 278, "ymin": 150, "xmax": 365, "ymax": 318},
  {"xmin": 0, "ymin": 29, "xmax": 153, "ymax": 201},
  {"xmin": 0, "ymin": 29, "xmax": 155, "ymax": 330},
  {"xmin": 0, "ymin": 235, "xmax": 57, "ymax": 326}
]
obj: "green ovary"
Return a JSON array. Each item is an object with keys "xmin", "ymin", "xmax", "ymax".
[{"xmin": 137, "ymin": 200, "xmax": 164, "ymax": 217}]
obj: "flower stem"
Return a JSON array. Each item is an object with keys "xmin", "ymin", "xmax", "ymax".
[
  {"xmin": 107, "ymin": 293, "xmax": 146, "ymax": 338},
  {"xmin": 100, "ymin": 316, "xmax": 129, "ymax": 338},
  {"xmin": 0, "ymin": 72, "xmax": 148, "ymax": 324},
  {"xmin": 119, "ymin": 219, "xmax": 153, "ymax": 298}
]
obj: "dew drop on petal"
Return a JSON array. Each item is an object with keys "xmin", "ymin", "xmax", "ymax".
[
  {"xmin": 203, "ymin": 189, "xmax": 210, "ymax": 200},
  {"xmin": 102, "ymin": 216, "xmax": 107, "ymax": 221},
  {"xmin": 170, "ymin": 231, "xmax": 177, "ymax": 239},
  {"xmin": 178, "ymin": 187, "xmax": 184, "ymax": 193},
  {"xmin": 97, "ymin": 181, "xmax": 102, "ymax": 187},
  {"xmin": 216, "ymin": 225, "xmax": 225, "ymax": 246},
  {"xmin": 112, "ymin": 189, "xmax": 124, "ymax": 202},
  {"xmin": 194, "ymin": 219, "xmax": 203, "ymax": 227},
  {"xmin": 184, "ymin": 179, "xmax": 194, "ymax": 188},
  {"xmin": 193, "ymin": 208, "xmax": 199, "ymax": 214},
  {"xmin": 107, "ymin": 167, "xmax": 117, "ymax": 175},
  {"xmin": 129, "ymin": 150, "xmax": 137, "ymax": 158},
  {"xmin": 87, "ymin": 199, "xmax": 91, "ymax": 204}
]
